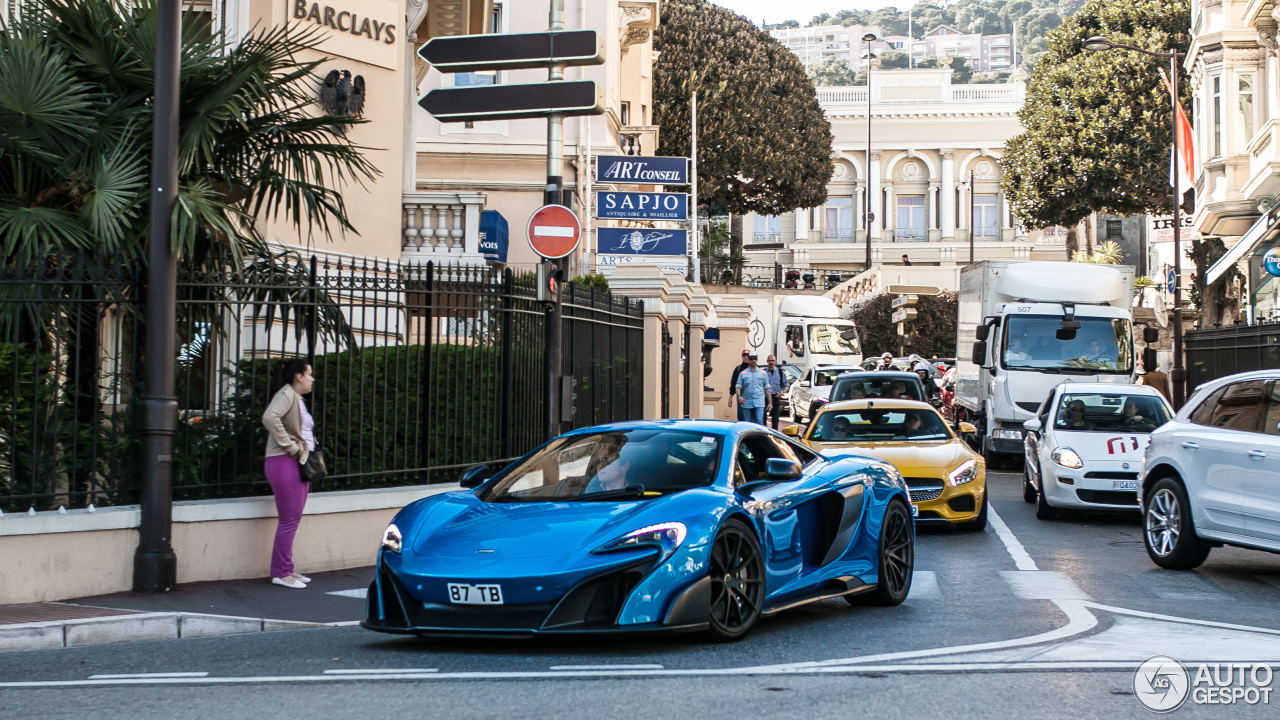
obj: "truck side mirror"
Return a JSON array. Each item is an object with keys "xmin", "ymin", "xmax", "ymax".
[
  {"xmin": 1143, "ymin": 347, "xmax": 1159, "ymax": 373},
  {"xmin": 1143, "ymin": 327, "xmax": 1159, "ymax": 343},
  {"xmin": 970, "ymin": 340, "xmax": 988, "ymax": 367},
  {"xmin": 975, "ymin": 325, "xmax": 990, "ymax": 341}
]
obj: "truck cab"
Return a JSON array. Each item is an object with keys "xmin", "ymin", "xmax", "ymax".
[{"xmin": 774, "ymin": 296, "xmax": 862, "ymax": 370}]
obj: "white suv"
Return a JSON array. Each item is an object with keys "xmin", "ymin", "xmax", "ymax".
[{"xmin": 1141, "ymin": 370, "xmax": 1280, "ymax": 569}]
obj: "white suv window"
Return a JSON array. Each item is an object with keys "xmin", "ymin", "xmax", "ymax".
[
  {"xmin": 1264, "ymin": 382, "xmax": 1280, "ymax": 437},
  {"xmin": 1191, "ymin": 380, "xmax": 1268, "ymax": 432}
]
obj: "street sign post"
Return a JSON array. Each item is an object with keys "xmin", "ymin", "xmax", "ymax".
[
  {"xmin": 420, "ymin": 81, "xmax": 604, "ymax": 123},
  {"xmin": 595, "ymin": 155, "xmax": 689, "ymax": 184},
  {"xmin": 596, "ymin": 191, "xmax": 688, "ymax": 221},
  {"xmin": 527, "ymin": 204, "xmax": 581, "ymax": 259},
  {"xmin": 891, "ymin": 307, "xmax": 918, "ymax": 324},
  {"xmin": 420, "ymin": 30, "xmax": 604, "ymax": 72},
  {"xmin": 890, "ymin": 295, "xmax": 918, "ymax": 310}
]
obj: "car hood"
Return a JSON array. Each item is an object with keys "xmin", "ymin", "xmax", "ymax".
[
  {"xmin": 810, "ymin": 439, "xmax": 972, "ymax": 475},
  {"xmin": 1052, "ymin": 429, "xmax": 1152, "ymax": 462},
  {"xmin": 407, "ymin": 491, "xmax": 695, "ymax": 559}
]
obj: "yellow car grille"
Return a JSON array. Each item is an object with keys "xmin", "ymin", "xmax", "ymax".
[{"xmin": 904, "ymin": 477, "xmax": 944, "ymax": 503}]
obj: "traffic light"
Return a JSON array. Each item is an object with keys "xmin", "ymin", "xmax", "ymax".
[
  {"xmin": 560, "ymin": 375, "xmax": 578, "ymax": 422},
  {"xmin": 537, "ymin": 263, "xmax": 564, "ymax": 302}
]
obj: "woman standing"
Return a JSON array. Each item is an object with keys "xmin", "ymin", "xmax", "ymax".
[{"xmin": 262, "ymin": 359, "xmax": 316, "ymax": 589}]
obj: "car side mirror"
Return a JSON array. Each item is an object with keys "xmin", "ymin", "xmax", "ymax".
[
  {"xmin": 1143, "ymin": 327, "xmax": 1160, "ymax": 343},
  {"xmin": 975, "ymin": 324, "xmax": 990, "ymax": 341},
  {"xmin": 971, "ymin": 340, "xmax": 988, "ymax": 367},
  {"xmin": 958, "ymin": 422, "xmax": 977, "ymax": 435},
  {"xmin": 765, "ymin": 458, "xmax": 802, "ymax": 481},
  {"xmin": 1143, "ymin": 347, "xmax": 1158, "ymax": 373},
  {"xmin": 782, "ymin": 425, "xmax": 800, "ymax": 437},
  {"xmin": 799, "ymin": 380, "xmax": 811, "ymax": 388},
  {"xmin": 1023, "ymin": 418, "xmax": 1042, "ymax": 433},
  {"xmin": 459, "ymin": 463, "xmax": 491, "ymax": 488}
]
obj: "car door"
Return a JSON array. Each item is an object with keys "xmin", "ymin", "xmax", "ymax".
[
  {"xmin": 1183, "ymin": 380, "xmax": 1268, "ymax": 534},
  {"xmin": 1244, "ymin": 380, "xmax": 1280, "ymax": 543},
  {"xmin": 1024, "ymin": 389, "xmax": 1057, "ymax": 489},
  {"xmin": 793, "ymin": 368, "xmax": 813, "ymax": 415}
]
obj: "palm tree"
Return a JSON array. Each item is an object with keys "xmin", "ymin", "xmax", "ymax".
[{"xmin": 0, "ymin": 0, "xmax": 376, "ymax": 508}]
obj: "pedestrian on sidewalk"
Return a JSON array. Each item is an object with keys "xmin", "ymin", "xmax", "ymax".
[
  {"xmin": 764, "ymin": 354, "xmax": 785, "ymax": 430},
  {"xmin": 727, "ymin": 349, "xmax": 750, "ymax": 421},
  {"xmin": 735, "ymin": 353, "xmax": 772, "ymax": 425},
  {"xmin": 262, "ymin": 359, "xmax": 317, "ymax": 590}
]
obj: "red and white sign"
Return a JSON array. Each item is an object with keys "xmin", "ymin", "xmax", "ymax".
[{"xmin": 526, "ymin": 204, "xmax": 581, "ymax": 259}]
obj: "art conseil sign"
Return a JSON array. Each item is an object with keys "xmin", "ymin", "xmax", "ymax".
[
  {"xmin": 288, "ymin": 0, "xmax": 400, "ymax": 70},
  {"xmin": 595, "ymin": 155, "xmax": 689, "ymax": 185}
]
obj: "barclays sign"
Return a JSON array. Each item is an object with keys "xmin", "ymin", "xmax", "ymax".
[{"xmin": 595, "ymin": 155, "xmax": 688, "ymax": 185}]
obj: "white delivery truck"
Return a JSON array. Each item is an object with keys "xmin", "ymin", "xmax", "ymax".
[
  {"xmin": 743, "ymin": 295, "xmax": 862, "ymax": 371},
  {"xmin": 954, "ymin": 261, "xmax": 1143, "ymax": 465}
]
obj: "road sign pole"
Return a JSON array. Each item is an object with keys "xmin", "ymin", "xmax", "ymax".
[
  {"xmin": 545, "ymin": 0, "xmax": 567, "ymax": 441},
  {"xmin": 691, "ymin": 91, "xmax": 700, "ymax": 284}
]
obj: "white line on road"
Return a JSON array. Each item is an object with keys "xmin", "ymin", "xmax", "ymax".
[
  {"xmin": 549, "ymin": 664, "xmax": 664, "ymax": 671},
  {"xmin": 905, "ymin": 570, "xmax": 941, "ymax": 601},
  {"xmin": 986, "ymin": 503, "xmax": 1038, "ymax": 571},
  {"xmin": 88, "ymin": 672, "xmax": 209, "ymax": 679},
  {"xmin": 323, "ymin": 669, "xmax": 438, "ymax": 675},
  {"xmin": 1000, "ymin": 571, "xmax": 1091, "ymax": 601},
  {"xmin": 325, "ymin": 588, "xmax": 368, "ymax": 599}
]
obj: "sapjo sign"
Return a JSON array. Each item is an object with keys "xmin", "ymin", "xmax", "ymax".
[
  {"xmin": 595, "ymin": 156, "xmax": 688, "ymax": 185},
  {"xmin": 595, "ymin": 191, "xmax": 688, "ymax": 221}
]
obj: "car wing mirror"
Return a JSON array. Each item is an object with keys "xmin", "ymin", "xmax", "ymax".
[
  {"xmin": 765, "ymin": 458, "xmax": 802, "ymax": 481},
  {"xmin": 781, "ymin": 425, "xmax": 800, "ymax": 437},
  {"xmin": 1022, "ymin": 418, "xmax": 1042, "ymax": 433},
  {"xmin": 459, "ymin": 463, "xmax": 491, "ymax": 488},
  {"xmin": 958, "ymin": 422, "xmax": 977, "ymax": 435}
]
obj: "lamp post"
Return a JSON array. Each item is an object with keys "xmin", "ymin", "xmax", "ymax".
[
  {"xmin": 963, "ymin": 170, "xmax": 976, "ymax": 263},
  {"xmin": 862, "ymin": 33, "xmax": 878, "ymax": 271},
  {"xmin": 1082, "ymin": 35, "xmax": 1187, "ymax": 409}
]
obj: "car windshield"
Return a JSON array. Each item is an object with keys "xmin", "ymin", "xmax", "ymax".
[
  {"xmin": 810, "ymin": 408, "xmax": 951, "ymax": 442},
  {"xmin": 830, "ymin": 377, "xmax": 924, "ymax": 402},
  {"xmin": 1054, "ymin": 393, "xmax": 1173, "ymax": 433},
  {"xmin": 808, "ymin": 324, "xmax": 859, "ymax": 355},
  {"xmin": 813, "ymin": 368, "xmax": 855, "ymax": 387},
  {"xmin": 481, "ymin": 430, "xmax": 723, "ymax": 503},
  {"xmin": 1003, "ymin": 316, "xmax": 1133, "ymax": 373},
  {"xmin": 780, "ymin": 364, "xmax": 802, "ymax": 385}
]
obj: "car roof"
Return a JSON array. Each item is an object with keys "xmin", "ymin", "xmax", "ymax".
[
  {"xmin": 1051, "ymin": 383, "xmax": 1166, "ymax": 396},
  {"xmin": 820, "ymin": 398, "xmax": 940, "ymax": 412},
  {"xmin": 812, "ymin": 364, "xmax": 862, "ymax": 371},
  {"xmin": 836, "ymin": 371, "xmax": 919, "ymax": 381},
  {"xmin": 1192, "ymin": 369, "xmax": 1280, "ymax": 393},
  {"xmin": 559, "ymin": 418, "xmax": 803, "ymax": 441}
]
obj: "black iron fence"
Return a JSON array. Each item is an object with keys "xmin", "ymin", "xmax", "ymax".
[
  {"xmin": 1185, "ymin": 322, "xmax": 1280, "ymax": 389},
  {"xmin": 715, "ymin": 264, "xmax": 851, "ymax": 291},
  {"xmin": 1, "ymin": 255, "xmax": 645, "ymax": 513}
]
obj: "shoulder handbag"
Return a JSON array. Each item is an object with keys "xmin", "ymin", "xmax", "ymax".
[{"xmin": 299, "ymin": 448, "xmax": 326, "ymax": 484}]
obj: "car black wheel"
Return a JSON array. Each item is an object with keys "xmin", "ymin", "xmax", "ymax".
[
  {"xmin": 1035, "ymin": 477, "xmax": 1056, "ymax": 520},
  {"xmin": 1023, "ymin": 461, "xmax": 1038, "ymax": 504},
  {"xmin": 960, "ymin": 491, "xmax": 988, "ymax": 531},
  {"xmin": 706, "ymin": 518, "xmax": 765, "ymax": 641},
  {"xmin": 1144, "ymin": 478, "xmax": 1211, "ymax": 570},
  {"xmin": 849, "ymin": 499, "xmax": 914, "ymax": 606}
]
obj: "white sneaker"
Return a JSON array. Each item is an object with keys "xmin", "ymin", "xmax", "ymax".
[
  {"xmin": 272, "ymin": 576, "xmax": 306, "ymax": 589},
  {"xmin": 290, "ymin": 573, "xmax": 312, "ymax": 583}
]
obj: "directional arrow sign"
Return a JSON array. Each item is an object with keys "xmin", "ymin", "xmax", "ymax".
[
  {"xmin": 890, "ymin": 295, "xmax": 918, "ymax": 309},
  {"xmin": 527, "ymin": 205, "xmax": 581, "ymax": 259},
  {"xmin": 420, "ymin": 81, "xmax": 605, "ymax": 123},
  {"xmin": 891, "ymin": 308, "xmax": 918, "ymax": 324},
  {"xmin": 420, "ymin": 30, "xmax": 604, "ymax": 73}
]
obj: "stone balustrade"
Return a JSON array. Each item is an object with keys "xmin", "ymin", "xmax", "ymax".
[{"xmin": 401, "ymin": 192, "xmax": 487, "ymax": 264}]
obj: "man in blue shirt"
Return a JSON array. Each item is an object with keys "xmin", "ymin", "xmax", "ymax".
[
  {"xmin": 735, "ymin": 353, "xmax": 772, "ymax": 425},
  {"xmin": 764, "ymin": 354, "xmax": 785, "ymax": 430}
]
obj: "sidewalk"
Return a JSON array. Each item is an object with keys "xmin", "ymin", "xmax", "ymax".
[{"xmin": 0, "ymin": 566, "xmax": 374, "ymax": 653}]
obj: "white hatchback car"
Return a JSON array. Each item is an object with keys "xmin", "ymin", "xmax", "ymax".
[
  {"xmin": 1140, "ymin": 370, "xmax": 1280, "ymax": 569},
  {"xmin": 788, "ymin": 365, "xmax": 861, "ymax": 423},
  {"xmin": 1022, "ymin": 383, "xmax": 1174, "ymax": 520}
]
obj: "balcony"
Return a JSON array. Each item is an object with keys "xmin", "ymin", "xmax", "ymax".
[
  {"xmin": 401, "ymin": 192, "xmax": 487, "ymax": 264},
  {"xmin": 618, "ymin": 125, "xmax": 660, "ymax": 157},
  {"xmin": 1244, "ymin": 119, "xmax": 1280, "ymax": 202}
]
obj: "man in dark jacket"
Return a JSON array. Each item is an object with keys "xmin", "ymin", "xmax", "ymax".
[{"xmin": 727, "ymin": 349, "xmax": 750, "ymax": 421}]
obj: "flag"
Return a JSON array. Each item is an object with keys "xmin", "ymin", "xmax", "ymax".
[{"xmin": 1159, "ymin": 67, "xmax": 1196, "ymax": 199}]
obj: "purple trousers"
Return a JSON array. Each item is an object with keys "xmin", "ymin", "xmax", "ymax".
[{"xmin": 265, "ymin": 454, "xmax": 309, "ymax": 579}]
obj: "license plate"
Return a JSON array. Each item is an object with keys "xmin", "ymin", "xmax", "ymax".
[
  {"xmin": 911, "ymin": 504, "xmax": 919, "ymax": 518},
  {"xmin": 447, "ymin": 583, "xmax": 504, "ymax": 605},
  {"xmin": 1113, "ymin": 480, "xmax": 1139, "ymax": 491}
]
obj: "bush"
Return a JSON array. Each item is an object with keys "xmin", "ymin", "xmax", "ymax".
[{"xmin": 848, "ymin": 292, "xmax": 959, "ymax": 360}]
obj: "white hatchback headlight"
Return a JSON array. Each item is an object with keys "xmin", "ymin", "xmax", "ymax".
[
  {"xmin": 1051, "ymin": 447, "xmax": 1084, "ymax": 470},
  {"xmin": 594, "ymin": 522, "xmax": 687, "ymax": 564},
  {"xmin": 381, "ymin": 523, "xmax": 403, "ymax": 553},
  {"xmin": 948, "ymin": 459, "xmax": 979, "ymax": 487}
]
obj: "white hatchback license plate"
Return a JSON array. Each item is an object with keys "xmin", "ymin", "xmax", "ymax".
[
  {"xmin": 447, "ymin": 583, "xmax": 504, "ymax": 605},
  {"xmin": 911, "ymin": 504, "xmax": 919, "ymax": 518},
  {"xmin": 1112, "ymin": 480, "xmax": 1139, "ymax": 491}
]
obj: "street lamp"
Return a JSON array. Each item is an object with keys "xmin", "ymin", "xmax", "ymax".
[
  {"xmin": 863, "ymin": 32, "xmax": 878, "ymax": 271},
  {"xmin": 1082, "ymin": 35, "xmax": 1187, "ymax": 408},
  {"xmin": 961, "ymin": 170, "xmax": 976, "ymax": 263}
]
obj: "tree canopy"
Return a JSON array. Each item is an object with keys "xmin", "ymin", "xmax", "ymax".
[
  {"xmin": 1000, "ymin": 0, "xmax": 1191, "ymax": 229},
  {"xmin": 809, "ymin": 57, "xmax": 858, "ymax": 87},
  {"xmin": 654, "ymin": 0, "xmax": 833, "ymax": 215}
]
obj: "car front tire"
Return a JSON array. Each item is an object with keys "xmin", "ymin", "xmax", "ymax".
[
  {"xmin": 706, "ymin": 518, "xmax": 765, "ymax": 641},
  {"xmin": 1144, "ymin": 477, "xmax": 1211, "ymax": 570},
  {"xmin": 1023, "ymin": 461, "xmax": 1038, "ymax": 504},
  {"xmin": 848, "ymin": 499, "xmax": 914, "ymax": 606},
  {"xmin": 1035, "ymin": 478, "xmax": 1056, "ymax": 520}
]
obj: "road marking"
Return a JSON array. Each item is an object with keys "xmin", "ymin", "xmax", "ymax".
[
  {"xmin": 532, "ymin": 226, "xmax": 576, "ymax": 237},
  {"xmin": 1000, "ymin": 571, "xmax": 1091, "ymax": 601},
  {"xmin": 986, "ymin": 503, "xmax": 1038, "ymax": 571},
  {"xmin": 325, "ymin": 588, "xmax": 368, "ymax": 599},
  {"xmin": 88, "ymin": 672, "xmax": 209, "ymax": 679},
  {"xmin": 905, "ymin": 571, "xmax": 941, "ymax": 601},
  {"xmin": 1131, "ymin": 571, "xmax": 1228, "ymax": 601},
  {"xmin": 323, "ymin": 669, "xmax": 438, "ymax": 675},
  {"xmin": 549, "ymin": 664, "xmax": 664, "ymax": 671}
]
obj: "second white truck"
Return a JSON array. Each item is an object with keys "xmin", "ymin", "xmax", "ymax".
[{"xmin": 743, "ymin": 295, "xmax": 862, "ymax": 371}]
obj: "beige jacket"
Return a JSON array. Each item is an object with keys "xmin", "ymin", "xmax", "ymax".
[{"xmin": 263, "ymin": 385, "xmax": 309, "ymax": 464}]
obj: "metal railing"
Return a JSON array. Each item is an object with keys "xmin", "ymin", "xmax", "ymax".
[
  {"xmin": 713, "ymin": 264, "xmax": 850, "ymax": 291},
  {"xmin": 1184, "ymin": 322, "xmax": 1280, "ymax": 389},
  {"xmin": 0, "ymin": 255, "xmax": 645, "ymax": 513}
]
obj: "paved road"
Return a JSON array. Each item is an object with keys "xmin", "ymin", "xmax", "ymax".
[{"xmin": 4, "ymin": 470, "xmax": 1280, "ymax": 719}]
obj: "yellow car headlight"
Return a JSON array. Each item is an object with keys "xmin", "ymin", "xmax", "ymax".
[{"xmin": 947, "ymin": 458, "xmax": 978, "ymax": 487}]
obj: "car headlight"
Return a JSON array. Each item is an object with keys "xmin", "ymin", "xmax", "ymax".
[
  {"xmin": 948, "ymin": 458, "xmax": 978, "ymax": 487},
  {"xmin": 993, "ymin": 428, "xmax": 1022, "ymax": 440},
  {"xmin": 381, "ymin": 523, "xmax": 402, "ymax": 553},
  {"xmin": 594, "ymin": 522, "xmax": 687, "ymax": 564},
  {"xmin": 1051, "ymin": 447, "xmax": 1084, "ymax": 470}
]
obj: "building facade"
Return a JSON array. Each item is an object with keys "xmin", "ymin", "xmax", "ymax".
[{"xmin": 770, "ymin": 23, "xmax": 1014, "ymax": 74}]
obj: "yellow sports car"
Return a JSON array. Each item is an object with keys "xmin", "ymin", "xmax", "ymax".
[{"xmin": 785, "ymin": 399, "xmax": 987, "ymax": 530}]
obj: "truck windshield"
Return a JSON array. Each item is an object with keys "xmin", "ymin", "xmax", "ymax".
[
  {"xmin": 808, "ymin": 324, "xmax": 859, "ymax": 355},
  {"xmin": 1002, "ymin": 316, "xmax": 1132, "ymax": 373}
]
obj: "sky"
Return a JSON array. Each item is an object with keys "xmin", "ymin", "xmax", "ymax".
[{"xmin": 710, "ymin": 0, "xmax": 902, "ymax": 27}]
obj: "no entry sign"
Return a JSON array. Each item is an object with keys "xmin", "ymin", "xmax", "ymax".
[{"xmin": 527, "ymin": 204, "xmax": 581, "ymax": 259}]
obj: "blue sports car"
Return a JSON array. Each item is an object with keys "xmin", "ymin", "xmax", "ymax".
[{"xmin": 362, "ymin": 420, "xmax": 914, "ymax": 641}]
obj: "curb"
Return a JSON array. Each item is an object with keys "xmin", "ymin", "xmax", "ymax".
[{"xmin": 0, "ymin": 612, "xmax": 356, "ymax": 653}]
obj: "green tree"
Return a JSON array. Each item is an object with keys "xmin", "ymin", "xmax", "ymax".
[
  {"xmin": 879, "ymin": 50, "xmax": 911, "ymax": 69},
  {"xmin": 848, "ymin": 292, "xmax": 959, "ymax": 359},
  {"xmin": 654, "ymin": 0, "xmax": 833, "ymax": 223},
  {"xmin": 809, "ymin": 56, "xmax": 858, "ymax": 86},
  {"xmin": 1001, "ymin": 0, "xmax": 1191, "ymax": 231}
]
